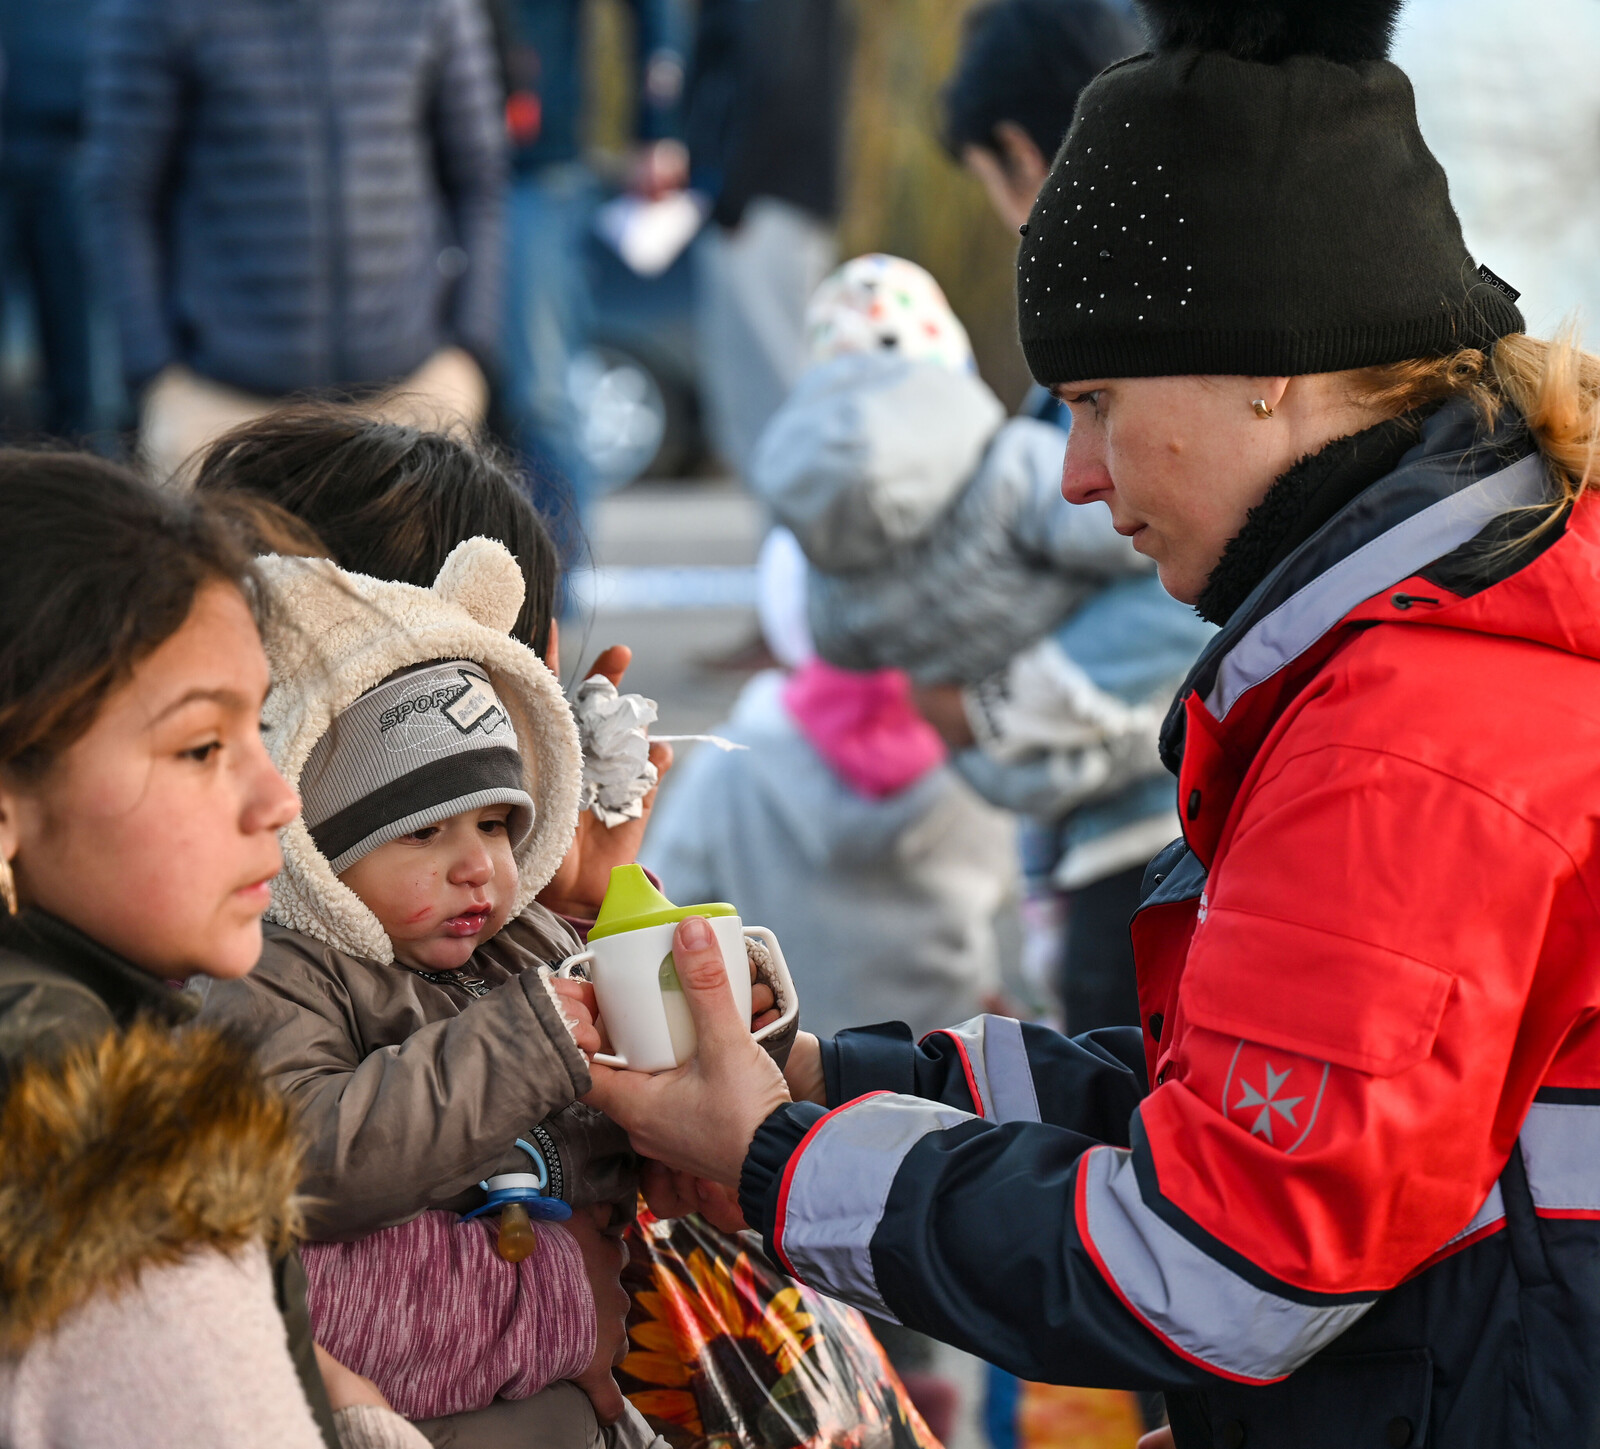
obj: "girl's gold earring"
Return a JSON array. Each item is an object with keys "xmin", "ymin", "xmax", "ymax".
[
  {"xmin": 0, "ymin": 855, "xmax": 16, "ymax": 916},
  {"xmin": 1252, "ymin": 399, "xmax": 1274, "ymax": 419}
]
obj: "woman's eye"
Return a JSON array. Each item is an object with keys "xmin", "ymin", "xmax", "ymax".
[
  {"xmin": 479, "ymin": 818, "xmax": 509, "ymax": 835},
  {"xmin": 1066, "ymin": 389, "xmax": 1104, "ymax": 412},
  {"xmin": 182, "ymin": 742, "xmax": 222, "ymax": 763},
  {"xmin": 406, "ymin": 827, "xmax": 440, "ymax": 843}
]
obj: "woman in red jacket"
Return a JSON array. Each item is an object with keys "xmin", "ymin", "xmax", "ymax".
[{"xmin": 585, "ymin": 2, "xmax": 1600, "ymax": 1445}]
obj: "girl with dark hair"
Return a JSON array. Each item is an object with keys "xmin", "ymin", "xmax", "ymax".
[{"xmin": 0, "ymin": 452, "xmax": 432, "ymax": 1449}]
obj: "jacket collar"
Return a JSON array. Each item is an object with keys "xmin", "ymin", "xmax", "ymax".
[
  {"xmin": 1195, "ymin": 409, "xmax": 1435, "ymax": 627},
  {"xmin": 0, "ymin": 910, "xmax": 195, "ymax": 1029},
  {"xmin": 1161, "ymin": 397, "xmax": 1548, "ymax": 772}
]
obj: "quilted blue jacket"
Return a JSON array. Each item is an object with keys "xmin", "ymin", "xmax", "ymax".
[{"xmin": 83, "ymin": 0, "xmax": 507, "ymax": 396}]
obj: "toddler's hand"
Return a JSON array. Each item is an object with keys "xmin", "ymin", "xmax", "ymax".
[
  {"xmin": 568, "ymin": 1203, "xmax": 631, "ymax": 1425},
  {"xmin": 538, "ymin": 644, "xmax": 674, "ymax": 920},
  {"xmin": 642, "ymin": 1160, "xmax": 748, "ymax": 1233},
  {"xmin": 746, "ymin": 939, "xmax": 778, "ymax": 1031},
  {"xmin": 551, "ymin": 976, "xmax": 604, "ymax": 1057}
]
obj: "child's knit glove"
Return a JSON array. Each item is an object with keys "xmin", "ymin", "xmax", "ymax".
[{"xmin": 746, "ymin": 935, "xmax": 798, "ymax": 1069}]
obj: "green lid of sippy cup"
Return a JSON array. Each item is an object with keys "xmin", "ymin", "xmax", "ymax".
[{"xmin": 586, "ymin": 864, "xmax": 737, "ymax": 942}]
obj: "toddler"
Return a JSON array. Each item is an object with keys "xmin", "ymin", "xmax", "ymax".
[{"xmin": 203, "ymin": 538, "xmax": 637, "ymax": 1443}]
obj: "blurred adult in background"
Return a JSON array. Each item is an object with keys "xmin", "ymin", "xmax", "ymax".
[
  {"xmin": 685, "ymin": 0, "xmax": 851, "ymax": 484},
  {"xmin": 1392, "ymin": 0, "xmax": 1600, "ymax": 349},
  {"xmin": 851, "ymin": 0, "xmax": 1215, "ymax": 1048},
  {"xmin": 83, "ymin": 0, "xmax": 507, "ymax": 485},
  {"xmin": 0, "ymin": 0, "xmax": 100, "ymax": 442},
  {"xmin": 492, "ymin": 0, "xmax": 689, "ymax": 548}
]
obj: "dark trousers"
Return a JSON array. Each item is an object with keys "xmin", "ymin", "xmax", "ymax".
[
  {"xmin": 0, "ymin": 137, "xmax": 96, "ymax": 439},
  {"xmin": 1058, "ymin": 862, "xmax": 1146, "ymax": 1035}
]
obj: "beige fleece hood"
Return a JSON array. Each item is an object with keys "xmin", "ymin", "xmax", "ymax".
[{"xmin": 257, "ymin": 538, "xmax": 582, "ymax": 965}]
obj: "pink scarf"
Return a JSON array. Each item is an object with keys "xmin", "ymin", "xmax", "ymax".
[{"xmin": 781, "ymin": 658, "xmax": 947, "ymax": 799}]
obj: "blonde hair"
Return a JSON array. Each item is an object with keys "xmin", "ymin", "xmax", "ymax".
[{"xmin": 1348, "ymin": 330, "xmax": 1600, "ymax": 530}]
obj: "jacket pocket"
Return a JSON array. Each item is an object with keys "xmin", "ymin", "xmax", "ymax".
[
  {"xmin": 1182, "ymin": 905, "xmax": 1452, "ymax": 1077},
  {"xmin": 1170, "ymin": 1348, "xmax": 1434, "ymax": 1449}
]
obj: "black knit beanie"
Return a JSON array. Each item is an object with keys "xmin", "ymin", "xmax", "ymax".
[{"xmin": 1017, "ymin": 0, "xmax": 1525, "ymax": 384}]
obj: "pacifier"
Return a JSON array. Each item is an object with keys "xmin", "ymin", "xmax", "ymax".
[{"xmin": 461, "ymin": 1136, "xmax": 573, "ymax": 1263}]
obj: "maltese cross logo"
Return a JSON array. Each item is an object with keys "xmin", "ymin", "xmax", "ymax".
[{"xmin": 1234, "ymin": 1062, "xmax": 1303, "ymax": 1144}]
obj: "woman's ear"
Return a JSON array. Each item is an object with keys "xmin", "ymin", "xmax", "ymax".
[
  {"xmin": 1253, "ymin": 376, "xmax": 1293, "ymax": 414},
  {"xmin": 544, "ymin": 617, "xmax": 560, "ymax": 677}
]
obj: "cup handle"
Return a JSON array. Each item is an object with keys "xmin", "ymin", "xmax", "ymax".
[
  {"xmin": 743, "ymin": 927, "xmax": 800, "ymax": 1043},
  {"xmin": 554, "ymin": 952, "xmax": 630, "ymax": 1070}
]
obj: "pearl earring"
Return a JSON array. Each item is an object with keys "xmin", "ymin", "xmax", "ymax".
[
  {"xmin": 0, "ymin": 855, "xmax": 16, "ymax": 915},
  {"xmin": 1251, "ymin": 399, "xmax": 1274, "ymax": 420}
]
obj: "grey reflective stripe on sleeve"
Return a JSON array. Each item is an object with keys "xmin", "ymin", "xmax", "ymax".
[
  {"xmin": 778, "ymin": 1094, "xmax": 979, "ymax": 1322},
  {"xmin": 1207, "ymin": 453, "xmax": 1546, "ymax": 719},
  {"xmin": 1520, "ymin": 1101, "xmax": 1600, "ymax": 1211},
  {"xmin": 1081, "ymin": 1146, "xmax": 1377, "ymax": 1382},
  {"xmin": 985, "ymin": 1016, "xmax": 1043, "ymax": 1123},
  {"xmin": 928, "ymin": 1016, "xmax": 1043, "ymax": 1124}
]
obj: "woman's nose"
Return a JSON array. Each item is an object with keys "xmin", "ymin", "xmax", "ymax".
[{"xmin": 1061, "ymin": 428, "xmax": 1112, "ymax": 506}]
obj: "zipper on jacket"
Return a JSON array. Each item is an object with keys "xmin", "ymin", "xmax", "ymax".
[{"xmin": 1390, "ymin": 592, "xmax": 1442, "ymax": 611}]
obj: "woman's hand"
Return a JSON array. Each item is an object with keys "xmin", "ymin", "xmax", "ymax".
[
  {"xmin": 568, "ymin": 1202, "xmax": 632, "ymax": 1424},
  {"xmin": 539, "ymin": 645, "xmax": 673, "ymax": 920},
  {"xmin": 314, "ymin": 1344, "xmax": 391, "ymax": 1412},
  {"xmin": 640, "ymin": 1161, "xmax": 750, "ymax": 1232},
  {"xmin": 583, "ymin": 917, "xmax": 792, "ymax": 1185}
]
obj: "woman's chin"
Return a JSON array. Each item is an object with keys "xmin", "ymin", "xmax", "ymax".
[{"xmin": 1154, "ymin": 557, "xmax": 1204, "ymax": 606}]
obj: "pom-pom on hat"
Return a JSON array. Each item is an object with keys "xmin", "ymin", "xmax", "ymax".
[{"xmin": 1017, "ymin": 0, "xmax": 1525, "ymax": 385}]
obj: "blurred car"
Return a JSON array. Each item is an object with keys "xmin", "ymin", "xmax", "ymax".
[{"xmin": 569, "ymin": 200, "xmax": 709, "ymax": 489}]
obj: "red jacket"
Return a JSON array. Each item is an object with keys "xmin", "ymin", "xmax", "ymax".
[{"xmin": 743, "ymin": 403, "xmax": 1600, "ymax": 1448}]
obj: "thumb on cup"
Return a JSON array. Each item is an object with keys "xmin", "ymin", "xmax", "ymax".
[{"xmin": 672, "ymin": 916, "xmax": 745, "ymax": 1053}]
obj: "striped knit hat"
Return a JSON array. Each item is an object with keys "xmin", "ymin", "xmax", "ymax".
[{"xmin": 300, "ymin": 661, "xmax": 535, "ymax": 873}]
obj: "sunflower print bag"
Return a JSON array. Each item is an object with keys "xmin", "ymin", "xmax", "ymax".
[{"xmin": 619, "ymin": 1210, "xmax": 942, "ymax": 1449}]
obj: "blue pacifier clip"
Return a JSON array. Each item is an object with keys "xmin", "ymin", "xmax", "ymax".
[{"xmin": 461, "ymin": 1137, "xmax": 574, "ymax": 1223}]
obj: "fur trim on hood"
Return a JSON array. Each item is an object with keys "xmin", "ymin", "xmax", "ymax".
[
  {"xmin": 0, "ymin": 1022, "xmax": 303, "ymax": 1354},
  {"xmin": 257, "ymin": 539, "xmax": 583, "ymax": 964}
]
